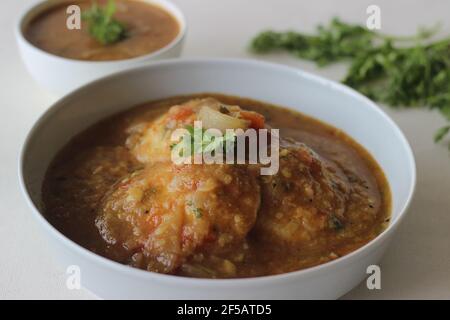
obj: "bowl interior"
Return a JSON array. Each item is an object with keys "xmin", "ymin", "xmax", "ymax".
[{"xmin": 21, "ymin": 59, "xmax": 415, "ymax": 233}]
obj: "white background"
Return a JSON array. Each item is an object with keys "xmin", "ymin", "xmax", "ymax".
[{"xmin": 1, "ymin": 0, "xmax": 449, "ymax": 299}]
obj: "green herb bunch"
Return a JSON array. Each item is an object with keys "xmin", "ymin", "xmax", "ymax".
[
  {"xmin": 251, "ymin": 18, "xmax": 450, "ymax": 148},
  {"xmin": 82, "ymin": 0, "xmax": 126, "ymax": 45}
]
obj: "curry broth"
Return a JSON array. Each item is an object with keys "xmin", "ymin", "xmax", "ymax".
[
  {"xmin": 25, "ymin": 0, "xmax": 180, "ymax": 61},
  {"xmin": 42, "ymin": 94, "xmax": 391, "ymax": 278}
]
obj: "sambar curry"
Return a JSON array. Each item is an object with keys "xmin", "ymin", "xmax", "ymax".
[
  {"xmin": 25, "ymin": 0, "xmax": 179, "ymax": 61},
  {"xmin": 42, "ymin": 94, "xmax": 391, "ymax": 278}
]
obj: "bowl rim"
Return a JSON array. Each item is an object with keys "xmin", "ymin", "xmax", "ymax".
[
  {"xmin": 18, "ymin": 58, "xmax": 417, "ymax": 287},
  {"xmin": 15, "ymin": 0, "xmax": 187, "ymax": 65}
]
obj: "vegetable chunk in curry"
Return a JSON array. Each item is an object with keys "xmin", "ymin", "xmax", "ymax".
[{"xmin": 42, "ymin": 94, "xmax": 391, "ymax": 278}]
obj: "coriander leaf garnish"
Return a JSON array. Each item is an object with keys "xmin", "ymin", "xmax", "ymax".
[
  {"xmin": 329, "ymin": 214, "xmax": 344, "ymax": 231},
  {"xmin": 250, "ymin": 18, "xmax": 450, "ymax": 151},
  {"xmin": 186, "ymin": 200, "xmax": 203, "ymax": 218},
  {"xmin": 435, "ymin": 125, "xmax": 450, "ymax": 143},
  {"xmin": 171, "ymin": 125, "xmax": 237, "ymax": 157},
  {"xmin": 82, "ymin": 0, "xmax": 126, "ymax": 45}
]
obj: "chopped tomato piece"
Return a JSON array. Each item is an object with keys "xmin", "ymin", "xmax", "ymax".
[
  {"xmin": 169, "ymin": 106, "xmax": 194, "ymax": 121},
  {"xmin": 240, "ymin": 111, "xmax": 265, "ymax": 129}
]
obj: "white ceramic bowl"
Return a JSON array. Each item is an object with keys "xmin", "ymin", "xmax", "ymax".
[
  {"xmin": 15, "ymin": 0, "xmax": 186, "ymax": 96},
  {"xmin": 19, "ymin": 59, "xmax": 416, "ymax": 299}
]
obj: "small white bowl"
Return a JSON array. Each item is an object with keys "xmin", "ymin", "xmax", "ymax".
[
  {"xmin": 19, "ymin": 59, "xmax": 416, "ymax": 299},
  {"xmin": 15, "ymin": 0, "xmax": 186, "ymax": 96}
]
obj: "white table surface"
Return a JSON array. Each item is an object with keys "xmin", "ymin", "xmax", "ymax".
[{"xmin": 1, "ymin": 0, "xmax": 449, "ymax": 300}]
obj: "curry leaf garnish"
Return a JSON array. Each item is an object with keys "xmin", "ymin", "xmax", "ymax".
[
  {"xmin": 82, "ymin": 0, "xmax": 126, "ymax": 45},
  {"xmin": 250, "ymin": 18, "xmax": 450, "ymax": 150}
]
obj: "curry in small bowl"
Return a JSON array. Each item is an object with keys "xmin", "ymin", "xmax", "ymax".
[
  {"xmin": 42, "ymin": 94, "xmax": 391, "ymax": 278},
  {"xmin": 25, "ymin": 0, "xmax": 180, "ymax": 61}
]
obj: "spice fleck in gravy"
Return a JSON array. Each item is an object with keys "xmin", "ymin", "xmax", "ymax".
[
  {"xmin": 42, "ymin": 94, "xmax": 391, "ymax": 278},
  {"xmin": 25, "ymin": 0, "xmax": 179, "ymax": 61}
]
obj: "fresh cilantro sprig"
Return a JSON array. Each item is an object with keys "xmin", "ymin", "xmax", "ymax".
[
  {"xmin": 250, "ymin": 18, "xmax": 450, "ymax": 150},
  {"xmin": 186, "ymin": 200, "xmax": 203, "ymax": 218},
  {"xmin": 172, "ymin": 125, "xmax": 237, "ymax": 157},
  {"xmin": 82, "ymin": 0, "xmax": 126, "ymax": 45}
]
